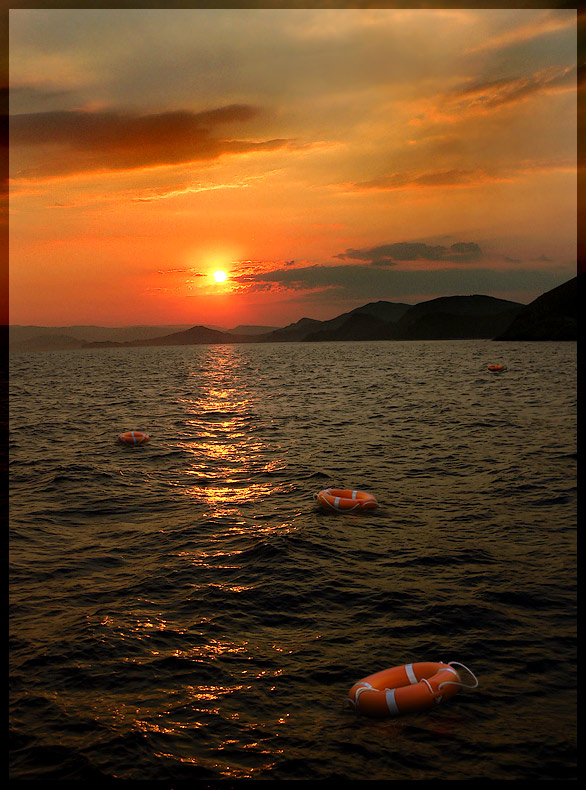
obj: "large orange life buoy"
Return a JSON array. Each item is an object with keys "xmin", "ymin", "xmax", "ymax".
[
  {"xmin": 345, "ymin": 661, "xmax": 477, "ymax": 717},
  {"xmin": 487, "ymin": 364, "xmax": 507, "ymax": 372},
  {"xmin": 118, "ymin": 431, "xmax": 150, "ymax": 446},
  {"xmin": 316, "ymin": 488, "xmax": 378, "ymax": 512}
]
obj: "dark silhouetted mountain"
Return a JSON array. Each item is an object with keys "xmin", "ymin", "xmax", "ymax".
[
  {"xmin": 304, "ymin": 295, "xmax": 521, "ymax": 341},
  {"xmin": 397, "ymin": 294, "xmax": 520, "ymax": 325},
  {"xmin": 351, "ymin": 300, "xmax": 411, "ymax": 322},
  {"xmin": 305, "ymin": 313, "xmax": 395, "ymax": 342},
  {"xmin": 493, "ymin": 276, "xmax": 577, "ymax": 340},
  {"xmin": 259, "ymin": 317, "xmax": 324, "ymax": 342},
  {"xmin": 313, "ymin": 300, "xmax": 410, "ymax": 334},
  {"xmin": 393, "ymin": 294, "xmax": 522, "ymax": 340},
  {"xmin": 262, "ymin": 300, "xmax": 411, "ymax": 342}
]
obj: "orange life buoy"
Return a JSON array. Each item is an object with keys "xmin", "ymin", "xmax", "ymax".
[
  {"xmin": 316, "ymin": 488, "xmax": 378, "ymax": 512},
  {"xmin": 487, "ymin": 364, "xmax": 507, "ymax": 372},
  {"xmin": 346, "ymin": 661, "xmax": 476, "ymax": 717},
  {"xmin": 118, "ymin": 431, "xmax": 150, "ymax": 446}
]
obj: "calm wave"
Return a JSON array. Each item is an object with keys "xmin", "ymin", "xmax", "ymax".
[{"xmin": 9, "ymin": 340, "xmax": 577, "ymax": 780}]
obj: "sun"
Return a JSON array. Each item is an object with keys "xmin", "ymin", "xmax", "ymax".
[{"xmin": 213, "ymin": 270, "xmax": 227, "ymax": 283}]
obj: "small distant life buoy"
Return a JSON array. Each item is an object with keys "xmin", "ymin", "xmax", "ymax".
[
  {"xmin": 316, "ymin": 489, "xmax": 378, "ymax": 512},
  {"xmin": 345, "ymin": 661, "xmax": 478, "ymax": 718},
  {"xmin": 118, "ymin": 431, "xmax": 150, "ymax": 446},
  {"xmin": 487, "ymin": 364, "xmax": 507, "ymax": 372}
]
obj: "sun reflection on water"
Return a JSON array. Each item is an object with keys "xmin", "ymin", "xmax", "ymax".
[{"xmin": 174, "ymin": 345, "xmax": 292, "ymax": 525}]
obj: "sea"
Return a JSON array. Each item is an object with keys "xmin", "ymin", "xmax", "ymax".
[{"xmin": 9, "ymin": 339, "xmax": 577, "ymax": 782}]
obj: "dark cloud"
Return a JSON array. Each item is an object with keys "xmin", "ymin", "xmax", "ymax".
[
  {"xmin": 10, "ymin": 105, "xmax": 291, "ymax": 178},
  {"xmin": 233, "ymin": 264, "xmax": 332, "ymax": 293},
  {"xmin": 335, "ymin": 241, "xmax": 482, "ymax": 266},
  {"xmin": 233, "ymin": 262, "xmax": 569, "ymax": 303}
]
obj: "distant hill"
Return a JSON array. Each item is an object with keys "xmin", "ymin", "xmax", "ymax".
[
  {"xmin": 9, "ymin": 323, "xmax": 194, "ymax": 352},
  {"xmin": 9, "ymin": 334, "xmax": 85, "ymax": 352},
  {"xmin": 83, "ymin": 325, "xmax": 253, "ymax": 348},
  {"xmin": 493, "ymin": 276, "xmax": 577, "ymax": 341}
]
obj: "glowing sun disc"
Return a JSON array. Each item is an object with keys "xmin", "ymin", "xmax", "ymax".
[{"xmin": 213, "ymin": 270, "xmax": 227, "ymax": 283}]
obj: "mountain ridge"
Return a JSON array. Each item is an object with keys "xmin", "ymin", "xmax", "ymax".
[{"xmin": 8, "ymin": 277, "xmax": 577, "ymax": 351}]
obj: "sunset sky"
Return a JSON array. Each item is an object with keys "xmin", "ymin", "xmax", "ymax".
[{"xmin": 9, "ymin": 7, "xmax": 578, "ymax": 328}]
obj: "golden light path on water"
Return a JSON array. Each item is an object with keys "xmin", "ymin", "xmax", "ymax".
[
  {"xmin": 176, "ymin": 345, "xmax": 295, "ymax": 525},
  {"xmin": 131, "ymin": 345, "xmax": 298, "ymax": 776}
]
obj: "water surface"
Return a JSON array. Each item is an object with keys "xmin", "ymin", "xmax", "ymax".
[{"xmin": 9, "ymin": 340, "xmax": 577, "ymax": 780}]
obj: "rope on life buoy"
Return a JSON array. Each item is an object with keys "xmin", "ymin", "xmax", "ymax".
[{"xmin": 437, "ymin": 661, "xmax": 479, "ymax": 691}]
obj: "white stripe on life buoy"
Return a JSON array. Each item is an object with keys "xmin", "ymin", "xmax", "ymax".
[
  {"xmin": 406, "ymin": 663, "xmax": 418, "ymax": 685},
  {"xmin": 385, "ymin": 688, "xmax": 399, "ymax": 716},
  {"xmin": 334, "ymin": 497, "xmax": 340, "ymax": 510}
]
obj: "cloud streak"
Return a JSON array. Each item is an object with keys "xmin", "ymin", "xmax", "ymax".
[{"xmin": 131, "ymin": 172, "xmax": 278, "ymax": 203}]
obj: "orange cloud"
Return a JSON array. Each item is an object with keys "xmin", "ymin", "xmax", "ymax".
[
  {"xmin": 400, "ymin": 64, "xmax": 576, "ymax": 136},
  {"xmin": 9, "ymin": 105, "xmax": 291, "ymax": 180}
]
